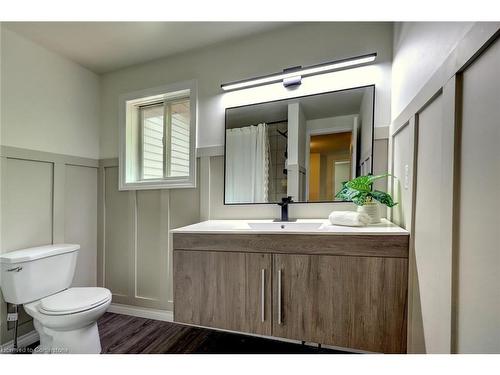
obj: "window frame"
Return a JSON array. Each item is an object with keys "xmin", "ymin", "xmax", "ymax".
[{"xmin": 118, "ymin": 80, "xmax": 197, "ymax": 190}]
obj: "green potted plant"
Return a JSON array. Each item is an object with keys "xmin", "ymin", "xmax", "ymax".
[{"xmin": 335, "ymin": 173, "xmax": 398, "ymax": 223}]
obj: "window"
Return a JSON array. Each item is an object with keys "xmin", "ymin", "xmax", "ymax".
[{"xmin": 119, "ymin": 81, "xmax": 197, "ymax": 190}]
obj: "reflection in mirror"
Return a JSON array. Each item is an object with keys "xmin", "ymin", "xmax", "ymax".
[
  {"xmin": 224, "ymin": 86, "xmax": 374, "ymax": 204},
  {"xmin": 308, "ymin": 131, "xmax": 352, "ymax": 201}
]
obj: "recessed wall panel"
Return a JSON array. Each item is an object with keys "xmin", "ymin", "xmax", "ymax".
[
  {"xmin": 136, "ymin": 190, "xmax": 163, "ymax": 302},
  {"xmin": 414, "ymin": 94, "xmax": 452, "ymax": 353},
  {"xmin": 104, "ymin": 166, "xmax": 133, "ymax": 299},
  {"xmin": 1, "ymin": 158, "xmax": 53, "ymax": 251},
  {"xmin": 65, "ymin": 164, "xmax": 98, "ymax": 287},
  {"xmin": 458, "ymin": 39, "xmax": 500, "ymax": 353}
]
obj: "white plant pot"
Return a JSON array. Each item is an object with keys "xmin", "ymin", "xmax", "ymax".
[{"xmin": 357, "ymin": 202, "xmax": 381, "ymax": 224}]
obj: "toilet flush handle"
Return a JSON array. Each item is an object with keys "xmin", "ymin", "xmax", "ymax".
[{"xmin": 7, "ymin": 266, "xmax": 22, "ymax": 272}]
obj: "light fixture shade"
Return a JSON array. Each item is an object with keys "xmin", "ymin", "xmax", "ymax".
[
  {"xmin": 282, "ymin": 66, "xmax": 302, "ymax": 88},
  {"xmin": 221, "ymin": 53, "xmax": 377, "ymax": 92},
  {"xmin": 282, "ymin": 75, "xmax": 302, "ymax": 87}
]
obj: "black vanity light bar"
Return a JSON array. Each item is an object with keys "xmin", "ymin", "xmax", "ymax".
[{"xmin": 221, "ymin": 52, "xmax": 377, "ymax": 92}]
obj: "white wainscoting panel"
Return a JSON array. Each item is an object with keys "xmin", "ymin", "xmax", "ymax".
[{"xmin": 457, "ymin": 37, "xmax": 500, "ymax": 353}]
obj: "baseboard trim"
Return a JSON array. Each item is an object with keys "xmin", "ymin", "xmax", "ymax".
[
  {"xmin": 107, "ymin": 303, "xmax": 173, "ymax": 322},
  {"xmin": 0, "ymin": 330, "xmax": 39, "ymax": 353}
]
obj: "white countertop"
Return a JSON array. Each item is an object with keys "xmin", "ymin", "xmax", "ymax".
[{"xmin": 171, "ymin": 218, "xmax": 409, "ymax": 236}]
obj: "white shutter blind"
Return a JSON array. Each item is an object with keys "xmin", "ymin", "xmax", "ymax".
[
  {"xmin": 140, "ymin": 98, "xmax": 190, "ymax": 180},
  {"xmin": 168, "ymin": 99, "xmax": 190, "ymax": 177},
  {"xmin": 141, "ymin": 104, "xmax": 164, "ymax": 179}
]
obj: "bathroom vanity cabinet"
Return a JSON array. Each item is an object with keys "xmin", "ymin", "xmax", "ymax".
[{"xmin": 172, "ymin": 221, "xmax": 409, "ymax": 353}]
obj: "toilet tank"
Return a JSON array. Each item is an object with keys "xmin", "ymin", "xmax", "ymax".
[{"xmin": 0, "ymin": 244, "xmax": 79, "ymax": 304}]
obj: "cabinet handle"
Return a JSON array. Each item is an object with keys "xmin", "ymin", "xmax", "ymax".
[
  {"xmin": 278, "ymin": 269, "xmax": 282, "ymax": 325},
  {"xmin": 261, "ymin": 269, "xmax": 265, "ymax": 322}
]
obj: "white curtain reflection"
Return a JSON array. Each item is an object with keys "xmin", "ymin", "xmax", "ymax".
[{"xmin": 226, "ymin": 123, "xmax": 269, "ymax": 203}]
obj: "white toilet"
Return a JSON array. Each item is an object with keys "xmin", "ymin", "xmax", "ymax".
[{"xmin": 0, "ymin": 244, "xmax": 112, "ymax": 354}]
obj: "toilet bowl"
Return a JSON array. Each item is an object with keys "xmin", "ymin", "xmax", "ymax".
[
  {"xmin": 24, "ymin": 287, "xmax": 112, "ymax": 353},
  {"xmin": 0, "ymin": 244, "xmax": 112, "ymax": 354}
]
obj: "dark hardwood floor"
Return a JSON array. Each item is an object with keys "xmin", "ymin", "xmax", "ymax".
[{"xmin": 98, "ymin": 312, "xmax": 347, "ymax": 354}]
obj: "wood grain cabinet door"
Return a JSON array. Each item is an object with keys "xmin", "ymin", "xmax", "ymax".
[
  {"xmin": 174, "ymin": 250, "xmax": 272, "ymax": 336},
  {"xmin": 273, "ymin": 254, "xmax": 408, "ymax": 353}
]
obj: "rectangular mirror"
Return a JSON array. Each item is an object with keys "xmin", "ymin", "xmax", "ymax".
[{"xmin": 224, "ymin": 85, "xmax": 375, "ymax": 204}]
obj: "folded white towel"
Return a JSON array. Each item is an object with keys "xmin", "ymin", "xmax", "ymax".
[{"xmin": 328, "ymin": 211, "xmax": 370, "ymax": 227}]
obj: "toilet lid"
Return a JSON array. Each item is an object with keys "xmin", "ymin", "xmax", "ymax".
[{"xmin": 39, "ymin": 287, "xmax": 111, "ymax": 315}]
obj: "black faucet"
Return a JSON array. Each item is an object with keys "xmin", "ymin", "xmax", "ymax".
[{"xmin": 276, "ymin": 196, "xmax": 294, "ymax": 222}]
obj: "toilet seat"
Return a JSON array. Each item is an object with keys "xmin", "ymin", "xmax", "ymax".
[{"xmin": 39, "ymin": 287, "xmax": 111, "ymax": 315}]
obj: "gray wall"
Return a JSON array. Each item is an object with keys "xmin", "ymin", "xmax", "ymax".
[
  {"xmin": 0, "ymin": 28, "xmax": 100, "ymax": 159},
  {"xmin": 391, "ymin": 22, "xmax": 474, "ymax": 120}
]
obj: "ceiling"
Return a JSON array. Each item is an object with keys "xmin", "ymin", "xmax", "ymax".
[
  {"xmin": 226, "ymin": 86, "xmax": 371, "ymax": 128},
  {"xmin": 3, "ymin": 22, "xmax": 292, "ymax": 73}
]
